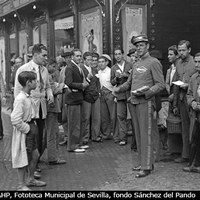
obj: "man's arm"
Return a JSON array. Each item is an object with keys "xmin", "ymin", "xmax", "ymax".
[{"xmin": 14, "ymin": 67, "xmax": 23, "ymax": 98}]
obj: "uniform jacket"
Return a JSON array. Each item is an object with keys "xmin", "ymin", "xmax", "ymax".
[
  {"xmin": 80, "ymin": 64, "xmax": 100, "ymax": 103},
  {"xmin": 14, "ymin": 60, "xmax": 53, "ymax": 119},
  {"xmin": 119, "ymin": 52, "xmax": 165, "ymax": 105},
  {"xmin": 111, "ymin": 60, "xmax": 132, "ymax": 100},
  {"xmin": 64, "ymin": 60, "xmax": 84, "ymax": 105}
]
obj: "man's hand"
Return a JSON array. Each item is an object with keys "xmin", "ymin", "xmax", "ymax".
[
  {"xmin": 87, "ymin": 73, "xmax": 93, "ymax": 80},
  {"xmin": 82, "ymin": 81, "xmax": 89, "ymax": 90},
  {"xmin": 47, "ymin": 94, "xmax": 54, "ymax": 103},
  {"xmin": 173, "ymin": 107, "xmax": 179, "ymax": 116},
  {"xmin": 1, "ymin": 96, "xmax": 6, "ymax": 105},
  {"xmin": 168, "ymin": 94, "xmax": 174, "ymax": 102},
  {"xmin": 115, "ymin": 71, "xmax": 121, "ymax": 78},
  {"xmin": 191, "ymin": 101, "xmax": 199, "ymax": 111},
  {"xmin": 180, "ymin": 83, "xmax": 188, "ymax": 89},
  {"xmin": 114, "ymin": 86, "xmax": 121, "ymax": 93}
]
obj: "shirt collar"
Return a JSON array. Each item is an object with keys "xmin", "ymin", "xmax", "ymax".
[{"xmin": 140, "ymin": 52, "xmax": 150, "ymax": 60}]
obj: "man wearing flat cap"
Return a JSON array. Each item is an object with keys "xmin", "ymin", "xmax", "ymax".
[{"xmin": 114, "ymin": 34, "xmax": 165, "ymax": 178}]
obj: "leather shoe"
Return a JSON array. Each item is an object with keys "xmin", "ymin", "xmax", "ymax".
[
  {"xmin": 174, "ymin": 157, "xmax": 189, "ymax": 163},
  {"xmin": 59, "ymin": 137, "xmax": 67, "ymax": 146},
  {"xmin": 79, "ymin": 145, "xmax": 89, "ymax": 149},
  {"xmin": 92, "ymin": 137, "xmax": 103, "ymax": 142},
  {"xmin": 132, "ymin": 165, "xmax": 141, "ymax": 171},
  {"xmin": 34, "ymin": 171, "xmax": 41, "ymax": 179},
  {"xmin": 49, "ymin": 159, "xmax": 66, "ymax": 165},
  {"xmin": 135, "ymin": 170, "xmax": 151, "ymax": 178},
  {"xmin": 26, "ymin": 179, "xmax": 46, "ymax": 187},
  {"xmin": 183, "ymin": 166, "xmax": 200, "ymax": 173},
  {"xmin": 72, "ymin": 148, "xmax": 85, "ymax": 153},
  {"xmin": 119, "ymin": 141, "xmax": 127, "ymax": 146}
]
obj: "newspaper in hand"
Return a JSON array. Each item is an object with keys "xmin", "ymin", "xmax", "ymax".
[{"xmin": 131, "ymin": 86, "xmax": 150, "ymax": 95}]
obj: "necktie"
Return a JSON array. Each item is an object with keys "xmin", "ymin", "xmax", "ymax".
[{"xmin": 39, "ymin": 66, "xmax": 44, "ymax": 91}]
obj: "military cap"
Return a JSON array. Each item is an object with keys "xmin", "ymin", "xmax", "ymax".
[
  {"xmin": 131, "ymin": 34, "xmax": 148, "ymax": 45},
  {"xmin": 127, "ymin": 47, "xmax": 137, "ymax": 57}
]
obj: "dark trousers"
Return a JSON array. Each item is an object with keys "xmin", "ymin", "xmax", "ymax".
[
  {"xmin": 67, "ymin": 104, "xmax": 82, "ymax": 151},
  {"xmin": 35, "ymin": 106, "xmax": 45, "ymax": 156},
  {"xmin": 0, "ymin": 100, "xmax": 3, "ymax": 137},
  {"xmin": 179, "ymin": 98, "xmax": 190, "ymax": 159},
  {"xmin": 189, "ymin": 115, "xmax": 200, "ymax": 167}
]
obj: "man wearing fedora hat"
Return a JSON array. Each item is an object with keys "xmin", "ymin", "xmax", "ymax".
[{"xmin": 114, "ymin": 34, "xmax": 165, "ymax": 178}]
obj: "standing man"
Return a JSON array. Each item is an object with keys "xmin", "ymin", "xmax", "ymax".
[
  {"xmin": 14, "ymin": 43, "xmax": 54, "ymax": 168},
  {"xmin": 111, "ymin": 47, "xmax": 132, "ymax": 145},
  {"xmin": 65, "ymin": 49, "xmax": 89, "ymax": 153},
  {"xmin": 184, "ymin": 52, "xmax": 200, "ymax": 173},
  {"xmin": 173, "ymin": 40, "xmax": 196, "ymax": 163},
  {"xmin": 80, "ymin": 52, "xmax": 101, "ymax": 144},
  {"xmin": 98, "ymin": 55, "xmax": 118, "ymax": 142},
  {"xmin": 115, "ymin": 34, "xmax": 165, "ymax": 177}
]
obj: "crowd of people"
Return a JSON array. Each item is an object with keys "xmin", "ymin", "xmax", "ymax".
[{"xmin": 0, "ymin": 33, "xmax": 199, "ymax": 191}]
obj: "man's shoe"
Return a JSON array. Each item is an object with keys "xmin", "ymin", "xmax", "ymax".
[
  {"xmin": 132, "ymin": 165, "xmax": 141, "ymax": 171},
  {"xmin": 135, "ymin": 170, "xmax": 151, "ymax": 178},
  {"xmin": 79, "ymin": 145, "xmax": 89, "ymax": 149},
  {"xmin": 17, "ymin": 185, "xmax": 32, "ymax": 191},
  {"xmin": 73, "ymin": 148, "xmax": 85, "ymax": 153},
  {"xmin": 49, "ymin": 159, "xmax": 66, "ymax": 165},
  {"xmin": 119, "ymin": 141, "xmax": 127, "ymax": 146},
  {"xmin": 191, "ymin": 166, "xmax": 200, "ymax": 173},
  {"xmin": 59, "ymin": 137, "xmax": 67, "ymax": 146},
  {"xmin": 174, "ymin": 157, "xmax": 189, "ymax": 163},
  {"xmin": 34, "ymin": 171, "xmax": 41, "ymax": 179},
  {"xmin": 92, "ymin": 137, "xmax": 103, "ymax": 142},
  {"xmin": 26, "ymin": 179, "xmax": 46, "ymax": 187}
]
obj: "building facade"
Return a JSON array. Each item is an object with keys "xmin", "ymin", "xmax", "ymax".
[{"xmin": 1, "ymin": 0, "xmax": 200, "ymax": 89}]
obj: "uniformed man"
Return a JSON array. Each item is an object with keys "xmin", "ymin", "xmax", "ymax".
[{"xmin": 114, "ymin": 34, "xmax": 165, "ymax": 178}]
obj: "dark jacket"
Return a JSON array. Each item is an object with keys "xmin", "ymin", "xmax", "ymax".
[
  {"xmin": 80, "ymin": 64, "xmax": 100, "ymax": 103},
  {"xmin": 110, "ymin": 60, "xmax": 132, "ymax": 100},
  {"xmin": 64, "ymin": 60, "xmax": 84, "ymax": 105}
]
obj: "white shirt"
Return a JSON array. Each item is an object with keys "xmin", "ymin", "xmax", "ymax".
[
  {"xmin": 98, "ymin": 66, "xmax": 113, "ymax": 91},
  {"xmin": 170, "ymin": 64, "xmax": 176, "ymax": 86},
  {"xmin": 117, "ymin": 61, "xmax": 125, "ymax": 72},
  {"xmin": 84, "ymin": 64, "xmax": 92, "ymax": 74}
]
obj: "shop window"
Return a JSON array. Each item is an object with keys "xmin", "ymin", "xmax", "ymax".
[
  {"xmin": 9, "ymin": 33, "xmax": 17, "ymax": 72},
  {"xmin": 33, "ymin": 23, "xmax": 47, "ymax": 47},
  {"xmin": 122, "ymin": 5, "xmax": 147, "ymax": 59},
  {"xmin": 19, "ymin": 30, "xmax": 28, "ymax": 63},
  {"xmin": 79, "ymin": 7, "xmax": 103, "ymax": 55},
  {"xmin": 54, "ymin": 16, "xmax": 74, "ymax": 58}
]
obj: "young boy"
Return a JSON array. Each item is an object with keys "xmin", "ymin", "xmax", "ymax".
[{"xmin": 11, "ymin": 71, "xmax": 46, "ymax": 191}]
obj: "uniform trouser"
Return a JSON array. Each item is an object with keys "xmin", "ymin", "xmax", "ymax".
[
  {"xmin": 100, "ymin": 89, "xmax": 119, "ymax": 141},
  {"xmin": 46, "ymin": 112, "xmax": 59, "ymax": 162},
  {"xmin": 179, "ymin": 98, "xmax": 190, "ymax": 159},
  {"xmin": 0, "ymin": 100, "xmax": 3, "ymax": 137},
  {"xmin": 67, "ymin": 104, "xmax": 82, "ymax": 151},
  {"xmin": 129, "ymin": 101, "xmax": 154, "ymax": 170},
  {"xmin": 35, "ymin": 106, "xmax": 45, "ymax": 156},
  {"xmin": 117, "ymin": 100, "xmax": 127, "ymax": 142},
  {"xmin": 81, "ymin": 98, "xmax": 101, "ymax": 142}
]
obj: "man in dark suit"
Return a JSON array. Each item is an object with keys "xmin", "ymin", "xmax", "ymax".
[
  {"xmin": 111, "ymin": 47, "xmax": 133, "ymax": 145},
  {"xmin": 65, "ymin": 49, "xmax": 89, "ymax": 153},
  {"xmin": 80, "ymin": 52, "xmax": 101, "ymax": 144}
]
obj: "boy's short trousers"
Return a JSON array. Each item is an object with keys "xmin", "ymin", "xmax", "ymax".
[{"xmin": 25, "ymin": 120, "xmax": 38, "ymax": 163}]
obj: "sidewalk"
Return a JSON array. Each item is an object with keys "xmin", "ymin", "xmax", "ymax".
[{"xmin": 0, "ymin": 106, "xmax": 200, "ymax": 191}]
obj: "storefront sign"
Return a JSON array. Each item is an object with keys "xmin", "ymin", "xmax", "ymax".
[{"xmin": 54, "ymin": 16, "xmax": 74, "ymax": 30}]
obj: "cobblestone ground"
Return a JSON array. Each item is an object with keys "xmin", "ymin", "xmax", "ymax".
[{"xmin": 0, "ymin": 106, "xmax": 200, "ymax": 191}]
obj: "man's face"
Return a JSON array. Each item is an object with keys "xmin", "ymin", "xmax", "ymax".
[
  {"xmin": 114, "ymin": 50, "xmax": 123, "ymax": 63},
  {"xmin": 72, "ymin": 51, "xmax": 82, "ymax": 64},
  {"xmin": 168, "ymin": 50, "xmax": 177, "ymax": 64},
  {"xmin": 64, "ymin": 55, "xmax": 71, "ymax": 64},
  {"xmin": 84, "ymin": 55, "xmax": 92, "ymax": 67},
  {"xmin": 194, "ymin": 56, "xmax": 200, "ymax": 72},
  {"xmin": 34, "ymin": 49, "xmax": 48, "ymax": 66},
  {"xmin": 15, "ymin": 58, "xmax": 23, "ymax": 68},
  {"xmin": 135, "ymin": 42, "xmax": 149, "ymax": 57},
  {"xmin": 47, "ymin": 63, "xmax": 57, "ymax": 74},
  {"xmin": 98, "ymin": 58, "xmax": 107, "ymax": 70},
  {"xmin": 92, "ymin": 57, "xmax": 98, "ymax": 68},
  {"xmin": 130, "ymin": 52, "xmax": 138, "ymax": 64},
  {"xmin": 178, "ymin": 43, "xmax": 191, "ymax": 60}
]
